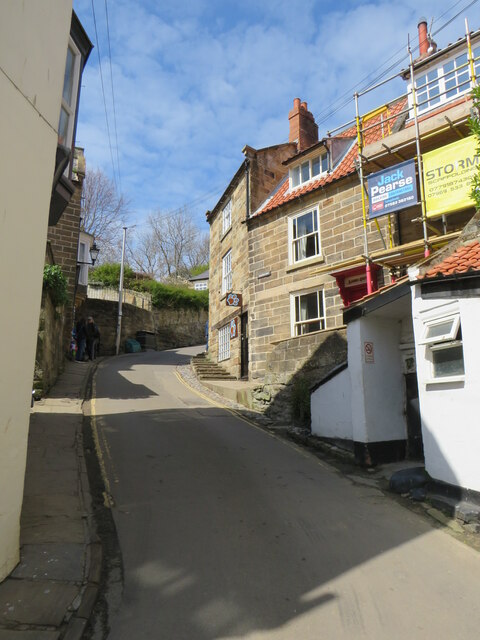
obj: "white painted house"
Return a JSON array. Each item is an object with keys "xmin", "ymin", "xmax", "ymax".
[
  {"xmin": 409, "ymin": 216, "xmax": 480, "ymax": 496},
  {"xmin": 311, "ymin": 281, "xmax": 421, "ymax": 466},
  {"xmin": 0, "ymin": 0, "xmax": 79, "ymax": 581}
]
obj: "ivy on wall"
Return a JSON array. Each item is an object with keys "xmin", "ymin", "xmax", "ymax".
[{"xmin": 43, "ymin": 265, "xmax": 68, "ymax": 307}]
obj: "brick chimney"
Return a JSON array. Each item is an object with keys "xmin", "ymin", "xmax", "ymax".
[
  {"xmin": 418, "ymin": 17, "xmax": 437, "ymax": 58},
  {"xmin": 288, "ymin": 98, "xmax": 318, "ymax": 152}
]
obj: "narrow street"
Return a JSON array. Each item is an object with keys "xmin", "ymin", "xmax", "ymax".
[{"xmin": 90, "ymin": 347, "xmax": 480, "ymax": 640}]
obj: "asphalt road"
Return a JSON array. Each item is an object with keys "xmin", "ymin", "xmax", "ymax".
[{"xmin": 91, "ymin": 347, "xmax": 480, "ymax": 639}]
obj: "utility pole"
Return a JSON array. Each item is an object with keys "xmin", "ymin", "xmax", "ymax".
[{"xmin": 115, "ymin": 226, "xmax": 127, "ymax": 355}]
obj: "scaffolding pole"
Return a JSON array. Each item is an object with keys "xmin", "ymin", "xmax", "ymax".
[
  {"xmin": 466, "ymin": 18, "xmax": 477, "ymax": 86},
  {"xmin": 355, "ymin": 92, "xmax": 374, "ymax": 295},
  {"xmin": 408, "ymin": 39, "xmax": 430, "ymax": 258}
]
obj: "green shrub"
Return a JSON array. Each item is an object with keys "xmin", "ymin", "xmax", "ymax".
[
  {"xmin": 89, "ymin": 262, "xmax": 209, "ymax": 310},
  {"xmin": 189, "ymin": 263, "xmax": 209, "ymax": 277},
  {"xmin": 43, "ymin": 264, "xmax": 68, "ymax": 306},
  {"xmin": 143, "ymin": 281, "xmax": 209, "ymax": 310},
  {"xmin": 89, "ymin": 263, "xmax": 136, "ymax": 288},
  {"xmin": 469, "ymin": 85, "xmax": 480, "ymax": 210}
]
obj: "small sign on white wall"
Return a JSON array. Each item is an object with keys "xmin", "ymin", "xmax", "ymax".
[{"xmin": 364, "ymin": 341, "xmax": 374, "ymax": 363}]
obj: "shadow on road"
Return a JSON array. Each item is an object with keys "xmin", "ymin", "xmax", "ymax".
[{"xmin": 85, "ymin": 348, "xmax": 479, "ymax": 639}]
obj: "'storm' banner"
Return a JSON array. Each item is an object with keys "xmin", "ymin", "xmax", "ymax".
[{"xmin": 423, "ymin": 135, "xmax": 479, "ymax": 218}]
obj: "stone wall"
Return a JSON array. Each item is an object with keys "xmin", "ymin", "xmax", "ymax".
[
  {"xmin": 251, "ymin": 327, "xmax": 347, "ymax": 424},
  {"xmin": 47, "ymin": 164, "xmax": 84, "ymax": 352},
  {"xmin": 77, "ymin": 298, "xmax": 207, "ymax": 354},
  {"xmin": 34, "ymin": 292, "xmax": 66, "ymax": 397}
]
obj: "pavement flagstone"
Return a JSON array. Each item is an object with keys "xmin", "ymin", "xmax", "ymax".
[{"xmin": 0, "ymin": 360, "xmax": 101, "ymax": 640}]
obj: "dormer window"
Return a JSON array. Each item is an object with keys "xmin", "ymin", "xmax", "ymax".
[
  {"xmin": 290, "ymin": 152, "xmax": 328, "ymax": 189},
  {"xmin": 409, "ymin": 45, "xmax": 480, "ymax": 116}
]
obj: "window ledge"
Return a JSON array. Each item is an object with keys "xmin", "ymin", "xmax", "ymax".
[
  {"xmin": 221, "ymin": 227, "xmax": 232, "ymax": 241},
  {"xmin": 286, "ymin": 255, "xmax": 324, "ymax": 273},
  {"xmin": 425, "ymin": 375, "xmax": 465, "ymax": 386}
]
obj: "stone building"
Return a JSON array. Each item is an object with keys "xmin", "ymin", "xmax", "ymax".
[
  {"xmin": 206, "ymin": 18, "xmax": 480, "ymax": 426},
  {"xmin": 46, "ymin": 148, "xmax": 89, "ymax": 347},
  {"xmin": 206, "ymin": 141, "xmax": 296, "ymax": 379}
]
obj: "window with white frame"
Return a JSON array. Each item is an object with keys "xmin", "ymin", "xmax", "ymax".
[
  {"xmin": 289, "ymin": 207, "xmax": 321, "ymax": 264},
  {"xmin": 77, "ymin": 240, "xmax": 89, "ymax": 286},
  {"xmin": 222, "ymin": 250, "xmax": 232, "ymax": 294},
  {"xmin": 410, "ymin": 45, "xmax": 480, "ymax": 116},
  {"xmin": 218, "ymin": 324, "xmax": 231, "ymax": 361},
  {"xmin": 290, "ymin": 153, "xmax": 328, "ymax": 189},
  {"xmin": 58, "ymin": 39, "xmax": 81, "ymax": 150},
  {"xmin": 194, "ymin": 281, "xmax": 208, "ymax": 290},
  {"xmin": 222, "ymin": 199, "xmax": 232, "ymax": 235},
  {"xmin": 291, "ymin": 289, "xmax": 326, "ymax": 336},
  {"xmin": 420, "ymin": 312, "xmax": 465, "ymax": 379}
]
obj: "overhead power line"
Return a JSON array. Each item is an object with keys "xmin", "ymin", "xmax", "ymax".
[
  {"xmin": 312, "ymin": 0, "xmax": 479, "ymax": 129},
  {"xmin": 90, "ymin": 0, "xmax": 119, "ymax": 191},
  {"xmin": 104, "ymin": 0, "xmax": 122, "ymax": 190}
]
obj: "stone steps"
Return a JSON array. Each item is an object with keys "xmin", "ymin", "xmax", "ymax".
[{"xmin": 191, "ymin": 354, "xmax": 236, "ymax": 380}]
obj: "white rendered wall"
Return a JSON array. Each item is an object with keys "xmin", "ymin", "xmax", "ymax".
[
  {"xmin": 311, "ymin": 368, "xmax": 352, "ymax": 441},
  {"xmin": 348, "ymin": 316, "xmax": 406, "ymax": 444},
  {"xmin": 412, "ymin": 288, "xmax": 480, "ymax": 492},
  {"xmin": 0, "ymin": 0, "xmax": 72, "ymax": 581}
]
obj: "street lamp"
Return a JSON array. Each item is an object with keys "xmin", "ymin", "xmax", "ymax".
[
  {"xmin": 89, "ymin": 241, "xmax": 100, "ymax": 265},
  {"xmin": 77, "ymin": 241, "xmax": 100, "ymax": 266}
]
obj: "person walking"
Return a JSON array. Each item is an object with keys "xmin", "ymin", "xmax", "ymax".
[
  {"xmin": 75, "ymin": 317, "xmax": 87, "ymax": 362},
  {"xmin": 86, "ymin": 316, "xmax": 100, "ymax": 360}
]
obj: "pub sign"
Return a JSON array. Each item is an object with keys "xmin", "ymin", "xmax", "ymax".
[{"xmin": 226, "ymin": 292, "xmax": 242, "ymax": 307}]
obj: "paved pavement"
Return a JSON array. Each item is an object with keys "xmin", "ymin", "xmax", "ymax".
[{"xmin": 0, "ymin": 360, "xmax": 101, "ymax": 640}]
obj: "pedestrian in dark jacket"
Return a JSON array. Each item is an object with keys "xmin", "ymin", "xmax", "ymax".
[
  {"xmin": 86, "ymin": 316, "xmax": 100, "ymax": 360},
  {"xmin": 75, "ymin": 317, "xmax": 87, "ymax": 361}
]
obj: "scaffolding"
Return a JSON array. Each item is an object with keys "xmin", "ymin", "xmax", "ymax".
[{"xmin": 351, "ymin": 19, "xmax": 479, "ymax": 294}]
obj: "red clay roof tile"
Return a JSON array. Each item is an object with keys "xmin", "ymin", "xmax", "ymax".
[
  {"xmin": 252, "ymin": 98, "xmax": 407, "ymax": 218},
  {"xmin": 422, "ymin": 241, "xmax": 480, "ymax": 278}
]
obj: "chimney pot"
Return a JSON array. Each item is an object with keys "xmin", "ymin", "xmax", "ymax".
[
  {"xmin": 418, "ymin": 17, "xmax": 429, "ymax": 56},
  {"xmin": 288, "ymin": 97, "xmax": 318, "ymax": 152}
]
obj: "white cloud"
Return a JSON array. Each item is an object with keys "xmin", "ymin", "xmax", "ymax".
[{"xmin": 73, "ymin": 0, "xmax": 477, "ymax": 232}]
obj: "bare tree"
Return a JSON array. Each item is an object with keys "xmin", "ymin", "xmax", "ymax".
[
  {"xmin": 82, "ymin": 168, "xmax": 129, "ymax": 262},
  {"xmin": 129, "ymin": 207, "xmax": 209, "ymax": 282},
  {"xmin": 127, "ymin": 228, "xmax": 164, "ymax": 279}
]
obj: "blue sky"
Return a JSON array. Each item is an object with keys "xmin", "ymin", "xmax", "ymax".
[{"xmin": 72, "ymin": 0, "xmax": 478, "ymax": 233}]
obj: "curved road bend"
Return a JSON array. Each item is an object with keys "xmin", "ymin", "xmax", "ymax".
[{"xmin": 91, "ymin": 346, "xmax": 480, "ymax": 640}]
